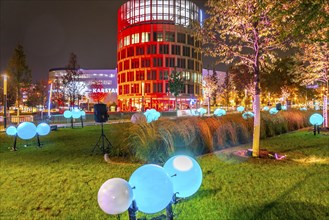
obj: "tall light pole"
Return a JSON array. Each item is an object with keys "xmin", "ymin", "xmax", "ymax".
[
  {"xmin": 3, "ymin": 74, "xmax": 8, "ymax": 129},
  {"xmin": 141, "ymin": 82, "xmax": 145, "ymax": 112}
]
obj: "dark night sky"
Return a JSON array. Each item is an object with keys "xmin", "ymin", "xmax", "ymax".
[{"xmin": 1, "ymin": 0, "xmax": 210, "ymax": 82}]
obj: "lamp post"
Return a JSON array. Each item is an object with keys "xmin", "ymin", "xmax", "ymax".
[
  {"xmin": 3, "ymin": 74, "xmax": 7, "ymax": 129},
  {"xmin": 141, "ymin": 82, "xmax": 145, "ymax": 112}
]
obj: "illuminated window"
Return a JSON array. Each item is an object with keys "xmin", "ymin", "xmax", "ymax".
[
  {"xmin": 132, "ymin": 33, "xmax": 140, "ymax": 44},
  {"xmin": 165, "ymin": 32, "xmax": 175, "ymax": 42},
  {"xmin": 141, "ymin": 32, "xmax": 150, "ymax": 42},
  {"xmin": 153, "ymin": 32, "xmax": 163, "ymax": 42},
  {"xmin": 136, "ymin": 70, "xmax": 145, "ymax": 80},
  {"xmin": 124, "ymin": 35, "xmax": 130, "ymax": 46}
]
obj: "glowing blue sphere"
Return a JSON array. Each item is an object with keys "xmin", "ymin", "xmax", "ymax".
[
  {"xmin": 242, "ymin": 111, "xmax": 254, "ymax": 119},
  {"xmin": 80, "ymin": 110, "xmax": 86, "ymax": 117},
  {"xmin": 17, "ymin": 122, "xmax": 37, "ymax": 140},
  {"xmin": 262, "ymin": 106, "xmax": 269, "ymax": 111},
  {"xmin": 237, "ymin": 106, "xmax": 245, "ymax": 112},
  {"xmin": 36, "ymin": 123, "xmax": 51, "ymax": 136},
  {"xmin": 164, "ymin": 155, "xmax": 202, "ymax": 198},
  {"xmin": 63, "ymin": 110, "xmax": 72, "ymax": 119},
  {"xmin": 72, "ymin": 108, "xmax": 81, "ymax": 119},
  {"xmin": 269, "ymin": 108, "xmax": 278, "ymax": 115},
  {"xmin": 300, "ymin": 107, "xmax": 307, "ymax": 111},
  {"xmin": 197, "ymin": 107, "xmax": 207, "ymax": 116},
  {"xmin": 98, "ymin": 178, "xmax": 133, "ymax": 215},
  {"xmin": 214, "ymin": 108, "xmax": 226, "ymax": 116},
  {"xmin": 144, "ymin": 109, "xmax": 161, "ymax": 123},
  {"xmin": 6, "ymin": 126, "xmax": 17, "ymax": 136},
  {"xmin": 129, "ymin": 164, "xmax": 173, "ymax": 214},
  {"xmin": 281, "ymin": 105, "xmax": 287, "ymax": 110},
  {"xmin": 309, "ymin": 113, "xmax": 324, "ymax": 125}
]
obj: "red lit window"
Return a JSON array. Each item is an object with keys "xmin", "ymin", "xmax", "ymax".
[
  {"xmin": 121, "ymin": 73, "xmax": 126, "ymax": 83},
  {"xmin": 160, "ymin": 44, "xmax": 169, "ymax": 54},
  {"xmin": 127, "ymin": 47, "xmax": 134, "ymax": 57},
  {"xmin": 136, "ymin": 70, "xmax": 145, "ymax": 80},
  {"xmin": 131, "ymin": 59, "xmax": 139, "ymax": 69},
  {"xmin": 124, "ymin": 85, "xmax": 129, "ymax": 94},
  {"xmin": 159, "ymin": 70, "xmax": 169, "ymax": 80},
  {"xmin": 145, "ymin": 83, "xmax": 151, "ymax": 93},
  {"xmin": 141, "ymin": 58, "xmax": 150, "ymax": 67},
  {"xmin": 119, "ymin": 85, "xmax": 122, "ymax": 95},
  {"xmin": 136, "ymin": 46, "xmax": 145, "ymax": 55},
  {"xmin": 153, "ymin": 57, "xmax": 163, "ymax": 67},
  {"xmin": 147, "ymin": 70, "xmax": 157, "ymax": 80},
  {"xmin": 124, "ymin": 60, "xmax": 129, "ymax": 70},
  {"xmin": 127, "ymin": 71, "xmax": 134, "ymax": 82},
  {"xmin": 153, "ymin": 83, "xmax": 163, "ymax": 93},
  {"xmin": 147, "ymin": 44, "xmax": 157, "ymax": 54},
  {"xmin": 121, "ymin": 49, "xmax": 126, "ymax": 59}
]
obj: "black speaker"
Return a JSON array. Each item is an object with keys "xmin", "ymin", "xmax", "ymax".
[
  {"xmin": 276, "ymin": 103, "xmax": 282, "ymax": 111},
  {"xmin": 94, "ymin": 104, "xmax": 108, "ymax": 122}
]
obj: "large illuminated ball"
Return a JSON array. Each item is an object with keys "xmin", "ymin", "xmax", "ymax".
[
  {"xmin": 269, "ymin": 108, "xmax": 278, "ymax": 115},
  {"xmin": 237, "ymin": 106, "xmax": 245, "ymax": 112},
  {"xmin": 17, "ymin": 122, "xmax": 37, "ymax": 140},
  {"xmin": 164, "ymin": 155, "xmax": 202, "ymax": 198},
  {"xmin": 309, "ymin": 113, "xmax": 324, "ymax": 125},
  {"xmin": 6, "ymin": 126, "xmax": 17, "ymax": 136},
  {"xmin": 214, "ymin": 108, "xmax": 226, "ymax": 116},
  {"xmin": 144, "ymin": 109, "xmax": 161, "ymax": 123},
  {"xmin": 281, "ymin": 105, "xmax": 287, "ymax": 110},
  {"xmin": 197, "ymin": 107, "xmax": 207, "ymax": 116},
  {"xmin": 242, "ymin": 111, "xmax": 254, "ymax": 119},
  {"xmin": 129, "ymin": 164, "xmax": 173, "ymax": 214},
  {"xmin": 36, "ymin": 123, "xmax": 51, "ymax": 136},
  {"xmin": 80, "ymin": 110, "xmax": 86, "ymax": 117},
  {"xmin": 72, "ymin": 108, "xmax": 81, "ymax": 119},
  {"xmin": 63, "ymin": 110, "xmax": 72, "ymax": 119},
  {"xmin": 98, "ymin": 178, "xmax": 133, "ymax": 215},
  {"xmin": 262, "ymin": 106, "xmax": 269, "ymax": 111}
]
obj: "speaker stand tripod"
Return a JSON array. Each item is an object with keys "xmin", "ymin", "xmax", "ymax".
[{"xmin": 92, "ymin": 123, "xmax": 113, "ymax": 154}]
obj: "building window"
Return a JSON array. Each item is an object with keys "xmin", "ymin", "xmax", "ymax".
[
  {"xmin": 131, "ymin": 59, "xmax": 139, "ymax": 69},
  {"xmin": 187, "ymin": 35, "xmax": 194, "ymax": 46},
  {"xmin": 127, "ymin": 71, "xmax": 134, "ymax": 81},
  {"xmin": 147, "ymin": 44, "xmax": 157, "ymax": 54},
  {"xmin": 188, "ymin": 84, "xmax": 194, "ymax": 94},
  {"xmin": 131, "ymin": 84, "xmax": 139, "ymax": 93},
  {"xmin": 124, "ymin": 85, "xmax": 129, "ymax": 94},
  {"xmin": 160, "ymin": 44, "xmax": 169, "ymax": 54},
  {"xmin": 145, "ymin": 83, "xmax": 151, "ymax": 93},
  {"xmin": 183, "ymin": 46, "xmax": 190, "ymax": 57},
  {"xmin": 132, "ymin": 33, "xmax": 140, "ymax": 44},
  {"xmin": 153, "ymin": 32, "xmax": 163, "ymax": 42},
  {"xmin": 171, "ymin": 45, "xmax": 181, "ymax": 55},
  {"xmin": 177, "ymin": 33, "xmax": 186, "ymax": 43},
  {"xmin": 124, "ymin": 35, "xmax": 130, "ymax": 46},
  {"xmin": 141, "ymin": 32, "xmax": 150, "ymax": 42},
  {"xmin": 124, "ymin": 60, "xmax": 129, "ymax": 70},
  {"xmin": 165, "ymin": 32, "xmax": 175, "ymax": 42},
  {"xmin": 141, "ymin": 58, "xmax": 150, "ymax": 67},
  {"xmin": 153, "ymin": 57, "xmax": 163, "ymax": 67},
  {"xmin": 147, "ymin": 70, "xmax": 157, "ymax": 80},
  {"xmin": 127, "ymin": 47, "xmax": 134, "ymax": 57},
  {"xmin": 188, "ymin": 59, "xmax": 194, "ymax": 70},
  {"xmin": 165, "ymin": 58, "xmax": 175, "ymax": 67},
  {"xmin": 177, "ymin": 58, "xmax": 186, "ymax": 68},
  {"xmin": 136, "ymin": 70, "xmax": 145, "ymax": 80},
  {"xmin": 120, "ymin": 49, "xmax": 126, "ymax": 59},
  {"xmin": 153, "ymin": 83, "xmax": 163, "ymax": 93},
  {"xmin": 136, "ymin": 46, "xmax": 145, "ymax": 55},
  {"xmin": 160, "ymin": 70, "xmax": 169, "ymax": 80},
  {"xmin": 121, "ymin": 73, "xmax": 126, "ymax": 83}
]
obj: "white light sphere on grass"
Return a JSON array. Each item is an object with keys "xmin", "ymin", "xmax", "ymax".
[
  {"xmin": 98, "ymin": 178, "xmax": 133, "ymax": 215},
  {"xmin": 80, "ymin": 110, "xmax": 86, "ymax": 117},
  {"xmin": 163, "ymin": 155, "xmax": 202, "ymax": 198},
  {"xmin": 36, "ymin": 123, "xmax": 51, "ymax": 136},
  {"xmin": 197, "ymin": 107, "xmax": 207, "ymax": 116},
  {"xmin": 63, "ymin": 110, "xmax": 72, "ymax": 119},
  {"xmin": 309, "ymin": 113, "xmax": 324, "ymax": 125},
  {"xmin": 262, "ymin": 106, "xmax": 269, "ymax": 111},
  {"xmin": 242, "ymin": 111, "xmax": 254, "ymax": 119},
  {"xmin": 17, "ymin": 122, "xmax": 37, "ymax": 140},
  {"xmin": 72, "ymin": 108, "xmax": 81, "ymax": 119},
  {"xmin": 129, "ymin": 164, "xmax": 173, "ymax": 214},
  {"xmin": 269, "ymin": 108, "xmax": 278, "ymax": 115},
  {"xmin": 281, "ymin": 105, "xmax": 287, "ymax": 110},
  {"xmin": 214, "ymin": 108, "xmax": 226, "ymax": 116},
  {"xmin": 6, "ymin": 126, "xmax": 17, "ymax": 136}
]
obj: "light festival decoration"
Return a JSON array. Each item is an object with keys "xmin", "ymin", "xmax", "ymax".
[
  {"xmin": 36, "ymin": 123, "xmax": 51, "ymax": 136},
  {"xmin": 6, "ymin": 126, "xmax": 17, "ymax": 136},
  {"xmin": 71, "ymin": 108, "xmax": 82, "ymax": 119},
  {"xmin": 63, "ymin": 110, "xmax": 72, "ymax": 119},
  {"xmin": 17, "ymin": 122, "xmax": 37, "ymax": 140},
  {"xmin": 197, "ymin": 107, "xmax": 207, "ymax": 116},
  {"xmin": 163, "ymin": 155, "xmax": 202, "ymax": 198},
  {"xmin": 237, "ymin": 106, "xmax": 245, "ymax": 112},
  {"xmin": 242, "ymin": 111, "xmax": 254, "ymax": 119},
  {"xmin": 281, "ymin": 105, "xmax": 287, "ymax": 110},
  {"xmin": 98, "ymin": 178, "xmax": 133, "ymax": 215},
  {"xmin": 143, "ymin": 109, "xmax": 161, "ymax": 123},
  {"xmin": 128, "ymin": 164, "xmax": 173, "ymax": 214},
  {"xmin": 300, "ymin": 107, "xmax": 307, "ymax": 111},
  {"xmin": 262, "ymin": 106, "xmax": 269, "ymax": 111},
  {"xmin": 214, "ymin": 108, "xmax": 226, "ymax": 117},
  {"xmin": 269, "ymin": 107, "xmax": 279, "ymax": 115},
  {"xmin": 309, "ymin": 113, "xmax": 324, "ymax": 126}
]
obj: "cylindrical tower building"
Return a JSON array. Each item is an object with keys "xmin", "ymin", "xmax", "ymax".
[{"xmin": 117, "ymin": 0, "xmax": 202, "ymax": 111}]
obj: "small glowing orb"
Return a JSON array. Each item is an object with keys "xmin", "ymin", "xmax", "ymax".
[
  {"xmin": 80, "ymin": 110, "xmax": 86, "ymax": 117},
  {"xmin": 197, "ymin": 107, "xmax": 207, "ymax": 116},
  {"xmin": 214, "ymin": 108, "xmax": 226, "ymax": 116},
  {"xmin": 98, "ymin": 178, "xmax": 133, "ymax": 215},
  {"xmin": 309, "ymin": 113, "xmax": 324, "ymax": 125},
  {"xmin": 6, "ymin": 126, "xmax": 17, "ymax": 136},
  {"xmin": 72, "ymin": 108, "xmax": 81, "ymax": 119},
  {"xmin": 315, "ymin": 105, "xmax": 320, "ymax": 110},
  {"xmin": 281, "ymin": 105, "xmax": 287, "ymax": 110},
  {"xmin": 300, "ymin": 107, "xmax": 307, "ymax": 111},
  {"xmin": 36, "ymin": 123, "xmax": 51, "ymax": 136},
  {"xmin": 63, "ymin": 110, "xmax": 72, "ymax": 119},
  {"xmin": 237, "ymin": 106, "xmax": 245, "ymax": 112},
  {"xmin": 144, "ymin": 109, "xmax": 161, "ymax": 123},
  {"xmin": 129, "ymin": 164, "xmax": 173, "ymax": 214},
  {"xmin": 269, "ymin": 108, "xmax": 278, "ymax": 115},
  {"xmin": 242, "ymin": 111, "xmax": 254, "ymax": 119},
  {"xmin": 17, "ymin": 122, "xmax": 37, "ymax": 140},
  {"xmin": 262, "ymin": 106, "xmax": 269, "ymax": 111},
  {"xmin": 164, "ymin": 155, "xmax": 202, "ymax": 198}
]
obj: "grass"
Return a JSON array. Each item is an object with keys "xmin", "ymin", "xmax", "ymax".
[{"xmin": 0, "ymin": 123, "xmax": 328, "ymax": 219}]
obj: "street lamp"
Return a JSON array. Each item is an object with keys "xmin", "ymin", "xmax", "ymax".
[{"xmin": 3, "ymin": 74, "xmax": 8, "ymax": 129}]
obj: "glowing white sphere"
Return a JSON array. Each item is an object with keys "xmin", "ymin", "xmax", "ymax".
[
  {"xmin": 281, "ymin": 105, "xmax": 287, "ymax": 110},
  {"xmin": 197, "ymin": 108, "xmax": 207, "ymax": 115},
  {"xmin": 269, "ymin": 108, "xmax": 278, "ymax": 115},
  {"xmin": 36, "ymin": 123, "xmax": 51, "ymax": 136},
  {"xmin": 214, "ymin": 108, "xmax": 226, "ymax": 116},
  {"xmin": 309, "ymin": 113, "xmax": 324, "ymax": 125},
  {"xmin": 63, "ymin": 110, "xmax": 72, "ymax": 119},
  {"xmin": 300, "ymin": 107, "xmax": 307, "ymax": 111},
  {"xmin": 164, "ymin": 155, "xmax": 202, "ymax": 198},
  {"xmin": 72, "ymin": 108, "xmax": 81, "ymax": 119},
  {"xmin": 17, "ymin": 122, "xmax": 37, "ymax": 140},
  {"xmin": 262, "ymin": 106, "xmax": 269, "ymax": 111},
  {"xmin": 242, "ymin": 111, "xmax": 254, "ymax": 119},
  {"xmin": 98, "ymin": 178, "xmax": 133, "ymax": 215},
  {"xmin": 129, "ymin": 164, "xmax": 173, "ymax": 214},
  {"xmin": 237, "ymin": 106, "xmax": 245, "ymax": 112},
  {"xmin": 6, "ymin": 126, "xmax": 17, "ymax": 136},
  {"xmin": 80, "ymin": 110, "xmax": 86, "ymax": 117},
  {"xmin": 144, "ymin": 109, "xmax": 161, "ymax": 123}
]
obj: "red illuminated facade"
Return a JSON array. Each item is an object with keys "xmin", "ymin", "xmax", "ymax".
[{"xmin": 117, "ymin": 0, "xmax": 202, "ymax": 111}]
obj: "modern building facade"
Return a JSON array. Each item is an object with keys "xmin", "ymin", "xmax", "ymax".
[{"xmin": 117, "ymin": 0, "xmax": 203, "ymax": 111}]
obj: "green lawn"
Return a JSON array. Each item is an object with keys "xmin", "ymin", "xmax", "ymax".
[{"xmin": 0, "ymin": 124, "xmax": 328, "ymax": 219}]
